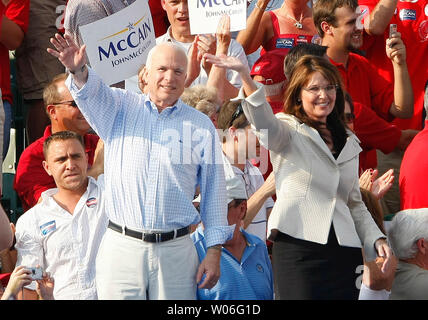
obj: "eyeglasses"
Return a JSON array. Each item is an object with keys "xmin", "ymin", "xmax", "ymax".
[
  {"xmin": 302, "ymin": 84, "xmax": 338, "ymax": 96},
  {"xmin": 345, "ymin": 112, "xmax": 355, "ymax": 123},
  {"xmin": 229, "ymin": 104, "xmax": 244, "ymax": 127},
  {"xmin": 51, "ymin": 100, "xmax": 78, "ymax": 107}
]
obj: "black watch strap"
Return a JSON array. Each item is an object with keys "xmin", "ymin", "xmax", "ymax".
[{"xmin": 70, "ymin": 65, "xmax": 87, "ymax": 75}]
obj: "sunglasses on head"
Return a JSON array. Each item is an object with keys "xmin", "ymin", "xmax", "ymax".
[{"xmin": 229, "ymin": 103, "xmax": 244, "ymax": 127}]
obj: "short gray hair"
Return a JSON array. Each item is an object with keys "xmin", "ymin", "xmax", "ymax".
[
  {"xmin": 145, "ymin": 42, "xmax": 188, "ymax": 72},
  {"xmin": 387, "ymin": 208, "xmax": 428, "ymax": 260}
]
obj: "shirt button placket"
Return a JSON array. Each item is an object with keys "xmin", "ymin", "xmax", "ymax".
[{"xmin": 147, "ymin": 113, "xmax": 163, "ymax": 222}]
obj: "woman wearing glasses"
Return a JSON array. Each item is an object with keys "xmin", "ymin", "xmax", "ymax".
[{"xmin": 204, "ymin": 53, "xmax": 392, "ymax": 300}]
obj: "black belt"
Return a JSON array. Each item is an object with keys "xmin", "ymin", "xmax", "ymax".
[{"xmin": 108, "ymin": 220, "xmax": 190, "ymax": 243}]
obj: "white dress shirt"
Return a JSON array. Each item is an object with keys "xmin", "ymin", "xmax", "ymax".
[{"xmin": 15, "ymin": 176, "xmax": 107, "ymax": 300}]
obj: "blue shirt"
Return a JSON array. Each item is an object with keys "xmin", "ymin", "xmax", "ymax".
[
  {"xmin": 192, "ymin": 226, "xmax": 274, "ymax": 300},
  {"xmin": 66, "ymin": 68, "xmax": 234, "ymax": 247}
]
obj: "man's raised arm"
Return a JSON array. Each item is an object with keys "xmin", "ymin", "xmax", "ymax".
[
  {"xmin": 362, "ymin": 0, "xmax": 397, "ymax": 36},
  {"xmin": 386, "ymin": 32, "xmax": 413, "ymax": 119},
  {"xmin": 47, "ymin": 33, "xmax": 88, "ymax": 89}
]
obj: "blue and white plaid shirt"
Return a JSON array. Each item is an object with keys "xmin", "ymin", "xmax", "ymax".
[{"xmin": 66, "ymin": 68, "xmax": 233, "ymax": 247}]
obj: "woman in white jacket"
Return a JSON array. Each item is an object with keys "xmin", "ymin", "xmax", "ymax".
[{"xmin": 204, "ymin": 53, "xmax": 392, "ymax": 299}]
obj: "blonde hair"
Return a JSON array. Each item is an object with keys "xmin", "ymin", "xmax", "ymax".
[
  {"xmin": 181, "ymin": 85, "xmax": 219, "ymax": 118},
  {"xmin": 42, "ymin": 73, "xmax": 68, "ymax": 106}
]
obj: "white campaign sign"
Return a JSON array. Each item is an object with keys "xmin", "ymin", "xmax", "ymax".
[
  {"xmin": 188, "ymin": 0, "xmax": 247, "ymax": 35},
  {"xmin": 80, "ymin": 0, "xmax": 155, "ymax": 85}
]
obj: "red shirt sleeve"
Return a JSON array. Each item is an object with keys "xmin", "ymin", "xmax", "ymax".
[
  {"xmin": 4, "ymin": 0, "xmax": 29, "ymax": 33},
  {"xmin": 363, "ymin": 55, "xmax": 394, "ymax": 121},
  {"xmin": 84, "ymin": 134, "xmax": 100, "ymax": 166},
  {"xmin": 13, "ymin": 140, "xmax": 56, "ymax": 212}
]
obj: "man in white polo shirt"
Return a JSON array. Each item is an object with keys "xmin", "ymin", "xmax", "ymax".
[{"xmin": 14, "ymin": 131, "xmax": 106, "ymax": 300}]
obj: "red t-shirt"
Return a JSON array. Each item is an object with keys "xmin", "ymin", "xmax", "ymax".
[
  {"xmin": 330, "ymin": 53, "xmax": 396, "ymax": 169},
  {"xmin": 359, "ymin": 0, "xmax": 428, "ymax": 130},
  {"xmin": 266, "ymin": 98, "xmax": 284, "ymax": 115},
  {"xmin": 0, "ymin": 0, "xmax": 29, "ymax": 104},
  {"xmin": 13, "ymin": 126, "xmax": 99, "ymax": 212},
  {"xmin": 353, "ymin": 101, "xmax": 401, "ymax": 172},
  {"xmin": 330, "ymin": 52, "xmax": 394, "ymax": 121},
  {"xmin": 399, "ymin": 120, "xmax": 428, "ymax": 210}
]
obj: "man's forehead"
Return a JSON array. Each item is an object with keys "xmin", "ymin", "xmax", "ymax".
[
  {"xmin": 47, "ymin": 139, "xmax": 85, "ymax": 156},
  {"xmin": 151, "ymin": 45, "xmax": 187, "ymax": 67},
  {"xmin": 165, "ymin": 0, "xmax": 187, "ymax": 4},
  {"xmin": 334, "ymin": 6, "xmax": 359, "ymax": 22}
]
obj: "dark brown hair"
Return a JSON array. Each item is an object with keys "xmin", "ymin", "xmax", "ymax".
[
  {"xmin": 283, "ymin": 55, "xmax": 348, "ymax": 154},
  {"xmin": 313, "ymin": 0, "xmax": 358, "ymax": 37},
  {"xmin": 283, "ymin": 43, "xmax": 328, "ymax": 79},
  {"xmin": 43, "ymin": 130, "xmax": 85, "ymax": 159},
  {"xmin": 217, "ymin": 100, "xmax": 249, "ymax": 131}
]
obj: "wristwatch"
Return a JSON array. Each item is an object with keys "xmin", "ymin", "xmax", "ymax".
[{"xmin": 69, "ymin": 65, "xmax": 87, "ymax": 75}]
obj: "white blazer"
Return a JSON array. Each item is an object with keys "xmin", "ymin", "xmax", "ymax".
[{"xmin": 237, "ymin": 84, "xmax": 384, "ymax": 261}]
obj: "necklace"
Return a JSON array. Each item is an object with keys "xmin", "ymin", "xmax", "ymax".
[{"xmin": 286, "ymin": 12, "xmax": 304, "ymax": 29}]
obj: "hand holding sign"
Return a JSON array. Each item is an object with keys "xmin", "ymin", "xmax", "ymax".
[
  {"xmin": 188, "ymin": 0, "xmax": 246, "ymax": 35},
  {"xmin": 198, "ymin": 34, "xmax": 217, "ymax": 73}
]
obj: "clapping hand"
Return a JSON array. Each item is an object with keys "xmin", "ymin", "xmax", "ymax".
[
  {"xmin": 214, "ymin": 15, "xmax": 231, "ymax": 55},
  {"xmin": 359, "ymin": 168, "xmax": 394, "ymax": 200},
  {"xmin": 185, "ymin": 38, "xmax": 202, "ymax": 87},
  {"xmin": 203, "ymin": 53, "xmax": 248, "ymax": 75},
  {"xmin": 198, "ymin": 34, "xmax": 217, "ymax": 73}
]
